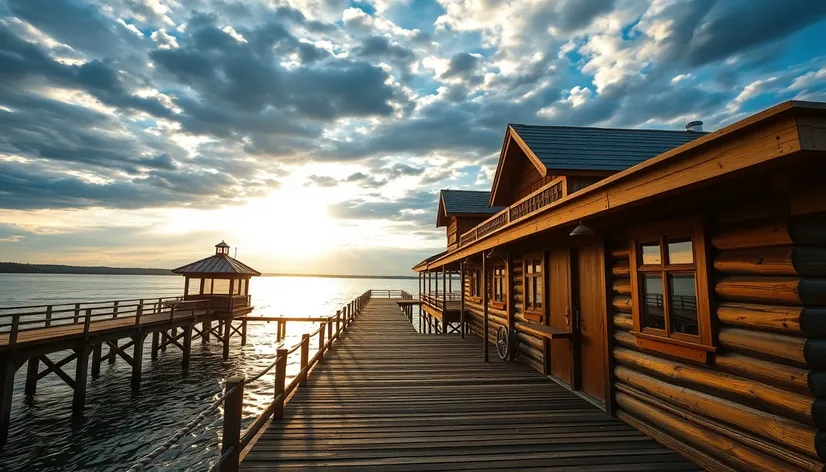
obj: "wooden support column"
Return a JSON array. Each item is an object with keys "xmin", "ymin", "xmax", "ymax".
[
  {"xmin": 327, "ymin": 318, "xmax": 333, "ymax": 345},
  {"xmin": 460, "ymin": 261, "xmax": 466, "ymax": 339},
  {"xmin": 131, "ymin": 334, "xmax": 144, "ymax": 391},
  {"xmin": 240, "ymin": 319, "xmax": 247, "ymax": 347},
  {"xmin": 202, "ymin": 320, "xmax": 210, "ymax": 344},
  {"xmin": 25, "ymin": 357, "xmax": 39, "ymax": 396},
  {"xmin": 273, "ymin": 349, "xmax": 287, "ymax": 420},
  {"xmin": 336, "ymin": 311, "xmax": 341, "ymax": 339},
  {"xmin": 318, "ymin": 322, "xmax": 326, "ymax": 362},
  {"xmin": 299, "ymin": 334, "xmax": 310, "ymax": 386},
  {"xmin": 483, "ymin": 252, "xmax": 489, "ymax": 362},
  {"xmin": 0, "ymin": 356, "xmax": 18, "ymax": 444},
  {"xmin": 109, "ymin": 340, "xmax": 117, "ymax": 364},
  {"xmin": 223, "ymin": 319, "xmax": 231, "ymax": 361},
  {"xmin": 182, "ymin": 324, "xmax": 193, "ymax": 372},
  {"xmin": 72, "ymin": 345, "xmax": 90, "ymax": 413},
  {"xmin": 220, "ymin": 376, "xmax": 244, "ymax": 472},
  {"xmin": 91, "ymin": 344, "xmax": 101, "ymax": 380},
  {"xmin": 151, "ymin": 332, "xmax": 159, "ymax": 360}
]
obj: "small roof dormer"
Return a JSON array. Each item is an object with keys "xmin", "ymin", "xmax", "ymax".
[{"xmin": 215, "ymin": 240, "xmax": 230, "ymax": 255}]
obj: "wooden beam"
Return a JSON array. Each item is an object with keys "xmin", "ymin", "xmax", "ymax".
[
  {"xmin": 72, "ymin": 345, "xmax": 90, "ymax": 413},
  {"xmin": 131, "ymin": 335, "xmax": 144, "ymax": 391}
]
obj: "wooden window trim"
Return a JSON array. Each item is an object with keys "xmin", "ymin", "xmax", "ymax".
[
  {"xmin": 523, "ymin": 252, "xmax": 544, "ymax": 317},
  {"xmin": 489, "ymin": 263, "xmax": 507, "ymax": 309},
  {"xmin": 628, "ymin": 216, "xmax": 714, "ymax": 360}
]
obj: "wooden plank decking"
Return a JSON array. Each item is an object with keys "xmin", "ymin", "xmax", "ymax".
[{"xmin": 241, "ymin": 298, "xmax": 700, "ymax": 471}]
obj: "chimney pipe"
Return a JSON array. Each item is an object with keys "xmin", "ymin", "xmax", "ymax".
[{"xmin": 685, "ymin": 120, "xmax": 704, "ymax": 132}]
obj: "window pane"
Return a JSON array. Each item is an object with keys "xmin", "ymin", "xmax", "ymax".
[
  {"xmin": 187, "ymin": 278, "xmax": 201, "ymax": 295},
  {"xmin": 668, "ymin": 238, "xmax": 694, "ymax": 264},
  {"xmin": 235, "ymin": 280, "xmax": 241, "ymax": 295},
  {"xmin": 203, "ymin": 279, "xmax": 213, "ymax": 295},
  {"xmin": 526, "ymin": 263, "xmax": 533, "ymax": 275},
  {"xmin": 670, "ymin": 273, "xmax": 698, "ymax": 335},
  {"xmin": 535, "ymin": 260, "xmax": 541, "ymax": 274},
  {"xmin": 535, "ymin": 279, "xmax": 542, "ymax": 309},
  {"xmin": 213, "ymin": 278, "xmax": 230, "ymax": 294},
  {"xmin": 641, "ymin": 242, "xmax": 662, "ymax": 265},
  {"xmin": 642, "ymin": 275, "xmax": 665, "ymax": 330}
]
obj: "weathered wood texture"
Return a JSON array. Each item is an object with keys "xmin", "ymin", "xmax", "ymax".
[
  {"xmin": 610, "ymin": 207, "xmax": 826, "ymax": 471},
  {"xmin": 241, "ymin": 298, "xmax": 698, "ymax": 471}
]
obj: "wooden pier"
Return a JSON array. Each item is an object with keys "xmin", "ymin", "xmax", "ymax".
[{"xmin": 238, "ymin": 297, "xmax": 699, "ymax": 471}]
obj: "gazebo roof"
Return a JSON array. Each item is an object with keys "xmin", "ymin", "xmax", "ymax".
[{"xmin": 172, "ymin": 252, "xmax": 261, "ymax": 276}]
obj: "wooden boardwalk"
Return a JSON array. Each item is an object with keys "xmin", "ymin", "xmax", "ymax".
[{"xmin": 241, "ymin": 298, "xmax": 700, "ymax": 471}]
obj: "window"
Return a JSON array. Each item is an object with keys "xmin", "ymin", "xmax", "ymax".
[
  {"xmin": 234, "ymin": 279, "xmax": 242, "ymax": 295},
  {"xmin": 469, "ymin": 269, "xmax": 480, "ymax": 299},
  {"xmin": 629, "ymin": 219, "xmax": 713, "ymax": 360},
  {"xmin": 203, "ymin": 278, "xmax": 213, "ymax": 295},
  {"xmin": 187, "ymin": 278, "xmax": 201, "ymax": 296},
  {"xmin": 491, "ymin": 264, "xmax": 506, "ymax": 305},
  {"xmin": 212, "ymin": 278, "xmax": 230, "ymax": 295},
  {"xmin": 524, "ymin": 255, "xmax": 543, "ymax": 314},
  {"xmin": 240, "ymin": 279, "xmax": 247, "ymax": 295}
]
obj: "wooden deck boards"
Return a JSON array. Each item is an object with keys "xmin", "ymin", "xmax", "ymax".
[{"xmin": 241, "ymin": 298, "xmax": 699, "ymax": 471}]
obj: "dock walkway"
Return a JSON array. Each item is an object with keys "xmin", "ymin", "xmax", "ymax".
[{"xmin": 241, "ymin": 298, "xmax": 699, "ymax": 471}]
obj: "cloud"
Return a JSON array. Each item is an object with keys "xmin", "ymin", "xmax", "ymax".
[{"xmin": 151, "ymin": 28, "xmax": 179, "ymax": 49}]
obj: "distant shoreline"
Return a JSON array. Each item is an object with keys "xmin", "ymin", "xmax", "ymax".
[{"xmin": 0, "ymin": 262, "xmax": 417, "ymax": 279}]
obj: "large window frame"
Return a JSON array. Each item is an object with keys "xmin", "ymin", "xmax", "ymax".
[
  {"xmin": 469, "ymin": 268, "xmax": 481, "ymax": 300},
  {"xmin": 629, "ymin": 218, "xmax": 714, "ymax": 360},
  {"xmin": 523, "ymin": 253, "xmax": 544, "ymax": 321}
]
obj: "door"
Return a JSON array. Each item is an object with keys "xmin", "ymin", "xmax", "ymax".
[
  {"xmin": 548, "ymin": 248, "xmax": 572, "ymax": 385},
  {"xmin": 575, "ymin": 245, "xmax": 607, "ymax": 404}
]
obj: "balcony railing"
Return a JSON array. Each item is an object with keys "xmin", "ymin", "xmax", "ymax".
[
  {"xmin": 421, "ymin": 291, "xmax": 461, "ymax": 312},
  {"xmin": 457, "ymin": 178, "xmax": 565, "ymax": 250}
]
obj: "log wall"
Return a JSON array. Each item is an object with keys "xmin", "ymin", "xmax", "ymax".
[{"xmin": 611, "ymin": 209, "xmax": 826, "ymax": 472}]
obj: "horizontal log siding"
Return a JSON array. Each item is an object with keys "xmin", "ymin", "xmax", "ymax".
[{"xmin": 610, "ymin": 211, "xmax": 826, "ymax": 472}]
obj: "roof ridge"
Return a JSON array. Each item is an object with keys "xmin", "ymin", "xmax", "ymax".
[{"xmin": 510, "ymin": 123, "xmax": 709, "ymax": 134}]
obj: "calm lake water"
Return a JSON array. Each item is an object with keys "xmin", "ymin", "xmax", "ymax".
[{"xmin": 0, "ymin": 274, "xmax": 420, "ymax": 472}]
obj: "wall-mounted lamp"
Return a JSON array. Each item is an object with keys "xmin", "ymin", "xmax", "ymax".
[{"xmin": 570, "ymin": 220, "xmax": 595, "ymax": 236}]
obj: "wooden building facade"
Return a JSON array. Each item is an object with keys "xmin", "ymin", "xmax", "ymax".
[{"xmin": 414, "ymin": 101, "xmax": 826, "ymax": 471}]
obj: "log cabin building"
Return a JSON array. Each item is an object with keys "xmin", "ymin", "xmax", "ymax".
[{"xmin": 413, "ymin": 100, "xmax": 826, "ymax": 471}]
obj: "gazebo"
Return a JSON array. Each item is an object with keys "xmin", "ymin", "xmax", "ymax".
[{"xmin": 172, "ymin": 241, "xmax": 261, "ymax": 315}]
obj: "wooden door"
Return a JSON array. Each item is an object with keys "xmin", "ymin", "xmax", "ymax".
[
  {"xmin": 575, "ymin": 245, "xmax": 607, "ymax": 404},
  {"xmin": 548, "ymin": 248, "xmax": 572, "ymax": 385}
]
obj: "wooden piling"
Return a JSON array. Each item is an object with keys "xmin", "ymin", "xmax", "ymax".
[
  {"xmin": 25, "ymin": 357, "xmax": 39, "ymax": 396},
  {"xmin": 203, "ymin": 320, "xmax": 210, "ymax": 344},
  {"xmin": 318, "ymin": 322, "xmax": 326, "ymax": 361},
  {"xmin": 182, "ymin": 325, "xmax": 193, "ymax": 372},
  {"xmin": 299, "ymin": 334, "xmax": 309, "ymax": 386},
  {"xmin": 220, "ymin": 376, "xmax": 244, "ymax": 472},
  {"xmin": 109, "ymin": 340, "xmax": 118, "ymax": 364},
  {"xmin": 223, "ymin": 319, "xmax": 231, "ymax": 361},
  {"xmin": 131, "ymin": 335, "xmax": 144, "ymax": 391},
  {"xmin": 151, "ymin": 331, "xmax": 159, "ymax": 360},
  {"xmin": 72, "ymin": 345, "xmax": 90, "ymax": 412},
  {"xmin": 336, "ymin": 311, "xmax": 341, "ymax": 338},
  {"xmin": 241, "ymin": 319, "xmax": 247, "ymax": 347},
  {"xmin": 273, "ymin": 348, "xmax": 287, "ymax": 420},
  {"xmin": 327, "ymin": 319, "xmax": 332, "ymax": 346},
  {"xmin": 91, "ymin": 344, "xmax": 101, "ymax": 379},
  {"xmin": 0, "ymin": 357, "xmax": 17, "ymax": 444}
]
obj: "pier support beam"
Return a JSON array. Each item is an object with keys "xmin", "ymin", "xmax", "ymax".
[
  {"xmin": 202, "ymin": 320, "xmax": 210, "ymax": 344},
  {"xmin": 72, "ymin": 345, "xmax": 90, "ymax": 412},
  {"xmin": 241, "ymin": 319, "xmax": 247, "ymax": 347},
  {"xmin": 109, "ymin": 340, "xmax": 117, "ymax": 365},
  {"xmin": 131, "ymin": 335, "xmax": 144, "ymax": 391},
  {"xmin": 0, "ymin": 356, "xmax": 19, "ymax": 444},
  {"xmin": 223, "ymin": 319, "xmax": 231, "ymax": 361},
  {"xmin": 182, "ymin": 325, "xmax": 193, "ymax": 372},
  {"xmin": 151, "ymin": 332, "xmax": 159, "ymax": 360},
  {"xmin": 25, "ymin": 357, "xmax": 39, "ymax": 396},
  {"xmin": 91, "ymin": 343, "xmax": 102, "ymax": 379}
]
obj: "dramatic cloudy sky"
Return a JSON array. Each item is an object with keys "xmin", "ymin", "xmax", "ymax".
[{"xmin": 1, "ymin": 0, "xmax": 825, "ymax": 275}]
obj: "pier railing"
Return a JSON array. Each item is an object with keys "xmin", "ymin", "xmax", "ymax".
[
  {"xmin": 421, "ymin": 291, "xmax": 461, "ymax": 311},
  {"xmin": 0, "ymin": 296, "xmax": 222, "ymax": 346},
  {"xmin": 129, "ymin": 289, "xmax": 409, "ymax": 472}
]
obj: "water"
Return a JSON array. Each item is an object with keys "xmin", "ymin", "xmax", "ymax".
[{"xmin": 0, "ymin": 274, "xmax": 420, "ymax": 472}]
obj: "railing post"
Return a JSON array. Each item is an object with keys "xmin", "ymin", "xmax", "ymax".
[
  {"xmin": 221, "ymin": 376, "xmax": 244, "ymax": 472},
  {"xmin": 170, "ymin": 302, "xmax": 176, "ymax": 321},
  {"xmin": 156, "ymin": 297, "xmax": 162, "ymax": 314},
  {"xmin": 135, "ymin": 300, "xmax": 143, "ymax": 326},
  {"xmin": 299, "ymin": 334, "xmax": 309, "ymax": 386},
  {"xmin": 73, "ymin": 303, "xmax": 80, "ymax": 323},
  {"xmin": 84, "ymin": 308, "xmax": 92, "ymax": 333},
  {"xmin": 274, "ymin": 349, "xmax": 288, "ymax": 420},
  {"xmin": 113, "ymin": 300, "xmax": 119, "ymax": 319},
  {"xmin": 336, "ymin": 310, "xmax": 341, "ymax": 338},
  {"xmin": 318, "ymin": 321, "xmax": 326, "ymax": 361},
  {"xmin": 45, "ymin": 305, "xmax": 52, "ymax": 328},
  {"xmin": 9, "ymin": 314, "xmax": 19, "ymax": 347},
  {"xmin": 327, "ymin": 318, "xmax": 333, "ymax": 345}
]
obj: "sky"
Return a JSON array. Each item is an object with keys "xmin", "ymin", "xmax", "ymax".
[{"xmin": 0, "ymin": 0, "xmax": 825, "ymax": 276}]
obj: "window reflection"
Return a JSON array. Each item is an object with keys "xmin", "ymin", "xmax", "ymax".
[
  {"xmin": 669, "ymin": 273, "xmax": 698, "ymax": 335},
  {"xmin": 668, "ymin": 239, "xmax": 694, "ymax": 264},
  {"xmin": 642, "ymin": 275, "xmax": 665, "ymax": 330},
  {"xmin": 641, "ymin": 242, "xmax": 661, "ymax": 265}
]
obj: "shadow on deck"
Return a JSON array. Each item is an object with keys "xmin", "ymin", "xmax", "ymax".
[{"xmin": 241, "ymin": 298, "xmax": 700, "ymax": 471}]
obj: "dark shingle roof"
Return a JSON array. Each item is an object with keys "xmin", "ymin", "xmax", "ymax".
[
  {"xmin": 441, "ymin": 190, "xmax": 503, "ymax": 215},
  {"xmin": 172, "ymin": 254, "xmax": 261, "ymax": 276},
  {"xmin": 510, "ymin": 124, "xmax": 707, "ymax": 172}
]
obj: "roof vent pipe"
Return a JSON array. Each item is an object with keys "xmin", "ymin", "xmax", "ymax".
[{"xmin": 685, "ymin": 120, "xmax": 704, "ymax": 132}]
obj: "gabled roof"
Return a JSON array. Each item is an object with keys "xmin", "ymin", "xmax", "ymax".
[
  {"xmin": 490, "ymin": 124, "xmax": 707, "ymax": 206},
  {"xmin": 437, "ymin": 190, "xmax": 504, "ymax": 227},
  {"xmin": 509, "ymin": 124, "xmax": 707, "ymax": 172},
  {"xmin": 172, "ymin": 254, "xmax": 261, "ymax": 276}
]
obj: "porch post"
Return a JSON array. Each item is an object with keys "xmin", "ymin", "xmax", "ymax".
[
  {"xmin": 482, "ymin": 253, "xmax": 489, "ymax": 362},
  {"xmin": 460, "ymin": 262, "xmax": 465, "ymax": 339}
]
